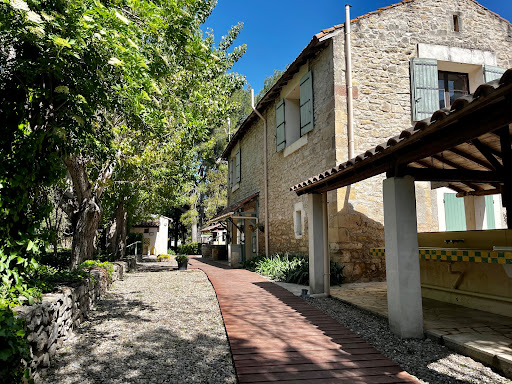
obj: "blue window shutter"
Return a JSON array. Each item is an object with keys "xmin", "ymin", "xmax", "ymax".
[
  {"xmin": 300, "ymin": 71, "xmax": 314, "ymax": 136},
  {"xmin": 228, "ymin": 158, "xmax": 233, "ymax": 188},
  {"xmin": 444, "ymin": 193, "xmax": 466, "ymax": 231},
  {"xmin": 275, "ymin": 99, "xmax": 286, "ymax": 151},
  {"xmin": 484, "ymin": 65, "xmax": 506, "ymax": 82},
  {"xmin": 410, "ymin": 58, "xmax": 439, "ymax": 121},
  {"xmin": 235, "ymin": 149, "xmax": 241, "ymax": 183},
  {"xmin": 485, "ymin": 195, "xmax": 495, "ymax": 229}
]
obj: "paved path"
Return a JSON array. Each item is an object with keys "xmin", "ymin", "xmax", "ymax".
[{"xmin": 191, "ymin": 258, "xmax": 420, "ymax": 384}]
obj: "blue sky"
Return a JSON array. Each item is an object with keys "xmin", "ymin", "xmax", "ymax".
[{"xmin": 202, "ymin": 0, "xmax": 512, "ymax": 93}]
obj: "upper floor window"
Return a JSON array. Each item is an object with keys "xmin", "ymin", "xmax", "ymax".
[
  {"xmin": 228, "ymin": 148, "xmax": 241, "ymax": 190},
  {"xmin": 275, "ymin": 71, "xmax": 313, "ymax": 151},
  {"xmin": 438, "ymin": 71, "xmax": 469, "ymax": 109},
  {"xmin": 410, "ymin": 58, "xmax": 505, "ymax": 121}
]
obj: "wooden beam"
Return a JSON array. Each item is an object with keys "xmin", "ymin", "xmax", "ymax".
[
  {"xmin": 456, "ymin": 189, "xmax": 501, "ymax": 198},
  {"xmin": 448, "ymin": 147, "xmax": 494, "ymax": 171},
  {"xmin": 401, "ymin": 168, "xmax": 504, "ymax": 183},
  {"xmin": 414, "ymin": 158, "xmax": 483, "ymax": 192},
  {"xmin": 471, "ymin": 139, "xmax": 503, "ymax": 171}
]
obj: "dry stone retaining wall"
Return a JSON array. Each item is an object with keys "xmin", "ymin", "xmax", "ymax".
[{"xmin": 14, "ymin": 261, "xmax": 132, "ymax": 383}]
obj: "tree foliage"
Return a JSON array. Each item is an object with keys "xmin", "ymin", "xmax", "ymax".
[{"xmin": 1, "ymin": 0, "xmax": 246, "ymax": 266}]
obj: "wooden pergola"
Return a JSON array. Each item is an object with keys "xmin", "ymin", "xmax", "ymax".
[{"xmin": 291, "ymin": 69, "xmax": 512, "ymax": 338}]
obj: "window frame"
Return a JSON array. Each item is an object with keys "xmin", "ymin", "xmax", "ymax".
[{"xmin": 438, "ymin": 70, "xmax": 469, "ymax": 110}]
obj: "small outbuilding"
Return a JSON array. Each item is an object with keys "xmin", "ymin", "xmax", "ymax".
[{"xmin": 131, "ymin": 216, "xmax": 170, "ymax": 255}]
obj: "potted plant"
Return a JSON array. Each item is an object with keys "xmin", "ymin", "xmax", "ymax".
[{"xmin": 175, "ymin": 254, "xmax": 189, "ymax": 271}]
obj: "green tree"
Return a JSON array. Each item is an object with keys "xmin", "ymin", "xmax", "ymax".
[
  {"xmin": 1, "ymin": 0, "xmax": 246, "ymax": 267},
  {"xmin": 256, "ymin": 68, "xmax": 286, "ymax": 102}
]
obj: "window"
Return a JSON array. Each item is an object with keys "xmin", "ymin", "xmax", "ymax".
[
  {"xmin": 293, "ymin": 202, "xmax": 304, "ymax": 239},
  {"xmin": 228, "ymin": 148, "xmax": 241, "ymax": 190},
  {"xmin": 294, "ymin": 211, "xmax": 302, "ymax": 237},
  {"xmin": 452, "ymin": 15, "xmax": 460, "ymax": 32},
  {"xmin": 275, "ymin": 71, "xmax": 313, "ymax": 151},
  {"xmin": 410, "ymin": 58, "xmax": 505, "ymax": 121},
  {"xmin": 438, "ymin": 71, "xmax": 469, "ymax": 109}
]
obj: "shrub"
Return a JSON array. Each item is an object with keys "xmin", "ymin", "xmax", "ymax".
[
  {"xmin": 175, "ymin": 254, "xmax": 188, "ymax": 264},
  {"xmin": 177, "ymin": 242, "xmax": 200, "ymax": 255},
  {"xmin": 245, "ymin": 253, "xmax": 345, "ymax": 286},
  {"xmin": 242, "ymin": 254, "xmax": 266, "ymax": 271},
  {"xmin": 0, "ymin": 306, "xmax": 31, "ymax": 384},
  {"xmin": 39, "ymin": 248, "xmax": 72, "ymax": 270},
  {"xmin": 157, "ymin": 255, "xmax": 171, "ymax": 262},
  {"xmin": 167, "ymin": 249, "xmax": 176, "ymax": 255},
  {"xmin": 28, "ymin": 265, "xmax": 91, "ymax": 293},
  {"xmin": 77, "ymin": 260, "xmax": 114, "ymax": 281}
]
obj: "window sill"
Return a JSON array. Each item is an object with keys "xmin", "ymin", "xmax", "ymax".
[
  {"xmin": 283, "ymin": 135, "xmax": 308, "ymax": 157},
  {"xmin": 231, "ymin": 182, "xmax": 240, "ymax": 192}
]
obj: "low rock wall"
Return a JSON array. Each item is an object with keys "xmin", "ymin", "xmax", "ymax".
[{"xmin": 14, "ymin": 261, "xmax": 130, "ymax": 383}]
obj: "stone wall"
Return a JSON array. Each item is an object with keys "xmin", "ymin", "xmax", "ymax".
[{"xmin": 13, "ymin": 262, "xmax": 129, "ymax": 383}]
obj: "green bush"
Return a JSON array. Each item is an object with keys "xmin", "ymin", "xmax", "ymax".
[
  {"xmin": 175, "ymin": 254, "xmax": 188, "ymax": 264},
  {"xmin": 39, "ymin": 249, "xmax": 72, "ymax": 270},
  {"xmin": 177, "ymin": 242, "xmax": 201, "ymax": 255},
  {"xmin": 77, "ymin": 260, "xmax": 114, "ymax": 281},
  {"xmin": 244, "ymin": 253, "xmax": 345, "ymax": 286},
  {"xmin": 242, "ymin": 254, "xmax": 266, "ymax": 271},
  {"xmin": 28, "ymin": 265, "xmax": 91, "ymax": 293},
  {"xmin": 0, "ymin": 306, "xmax": 31, "ymax": 384},
  {"xmin": 167, "ymin": 249, "xmax": 176, "ymax": 255}
]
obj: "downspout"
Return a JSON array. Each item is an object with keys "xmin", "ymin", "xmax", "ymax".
[
  {"xmin": 251, "ymin": 89, "xmax": 269, "ymax": 257},
  {"xmin": 345, "ymin": 4, "xmax": 355, "ymax": 159}
]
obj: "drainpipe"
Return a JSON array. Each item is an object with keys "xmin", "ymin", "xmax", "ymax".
[
  {"xmin": 251, "ymin": 89, "xmax": 269, "ymax": 257},
  {"xmin": 345, "ymin": 4, "xmax": 355, "ymax": 159}
]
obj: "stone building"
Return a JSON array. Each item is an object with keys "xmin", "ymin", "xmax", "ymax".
[
  {"xmin": 216, "ymin": 0, "xmax": 512, "ymax": 282},
  {"xmin": 131, "ymin": 216, "xmax": 169, "ymax": 255}
]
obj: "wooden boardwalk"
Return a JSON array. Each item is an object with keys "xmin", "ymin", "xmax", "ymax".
[{"xmin": 190, "ymin": 258, "xmax": 420, "ymax": 384}]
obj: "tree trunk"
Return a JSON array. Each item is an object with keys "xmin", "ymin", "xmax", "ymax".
[
  {"xmin": 70, "ymin": 195, "xmax": 102, "ymax": 267},
  {"xmin": 64, "ymin": 154, "xmax": 113, "ymax": 268},
  {"xmin": 108, "ymin": 202, "xmax": 127, "ymax": 259},
  {"xmin": 191, "ymin": 222, "xmax": 198, "ymax": 243}
]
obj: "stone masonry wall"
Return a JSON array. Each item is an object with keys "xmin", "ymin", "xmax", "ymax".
[
  {"xmin": 13, "ymin": 261, "xmax": 130, "ymax": 383},
  {"xmin": 265, "ymin": 43, "xmax": 336, "ymax": 255},
  {"xmin": 330, "ymin": 0, "xmax": 512, "ymax": 281}
]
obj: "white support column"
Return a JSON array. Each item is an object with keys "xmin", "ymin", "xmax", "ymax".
[
  {"xmin": 308, "ymin": 193, "xmax": 325, "ymax": 294},
  {"xmin": 383, "ymin": 176, "xmax": 423, "ymax": 339}
]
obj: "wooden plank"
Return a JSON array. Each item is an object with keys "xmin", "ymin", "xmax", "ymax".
[{"xmin": 190, "ymin": 258, "xmax": 420, "ymax": 384}]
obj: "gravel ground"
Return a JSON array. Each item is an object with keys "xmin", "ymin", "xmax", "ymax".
[
  {"xmin": 42, "ymin": 261, "xmax": 236, "ymax": 384},
  {"xmin": 307, "ymin": 297, "xmax": 512, "ymax": 384}
]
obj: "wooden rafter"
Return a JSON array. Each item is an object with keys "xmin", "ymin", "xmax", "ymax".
[
  {"xmin": 471, "ymin": 138, "xmax": 503, "ymax": 171},
  {"xmin": 401, "ymin": 168, "xmax": 504, "ymax": 183},
  {"xmin": 448, "ymin": 147, "xmax": 494, "ymax": 171}
]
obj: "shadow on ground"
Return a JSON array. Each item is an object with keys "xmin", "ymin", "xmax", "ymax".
[{"xmin": 42, "ymin": 276, "xmax": 236, "ymax": 384}]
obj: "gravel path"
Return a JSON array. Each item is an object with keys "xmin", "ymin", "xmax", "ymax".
[
  {"xmin": 308, "ymin": 297, "xmax": 512, "ymax": 384},
  {"xmin": 42, "ymin": 261, "xmax": 236, "ymax": 384}
]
